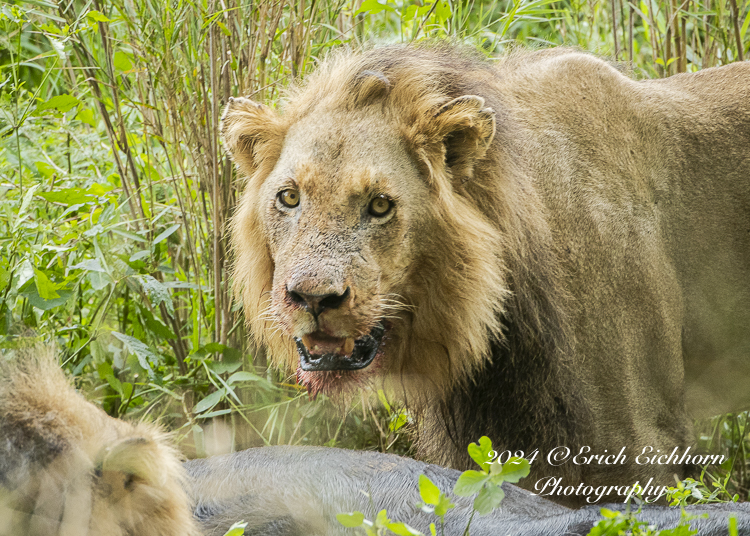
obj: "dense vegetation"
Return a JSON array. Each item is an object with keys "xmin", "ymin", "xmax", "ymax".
[{"xmin": 1, "ymin": 0, "xmax": 748, "ymax": 499}]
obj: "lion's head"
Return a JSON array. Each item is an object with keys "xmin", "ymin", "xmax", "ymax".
[{"xmin": 225, "ymin": 46, "xmax": 552, "ymax": 404}]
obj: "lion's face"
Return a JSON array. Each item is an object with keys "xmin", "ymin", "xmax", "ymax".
[
  {"xmin": 226, "ymin": 56, "xmax": 504, "ymax": 399},
  {"xmin": 260, "ymin": 108, "xmax": 431, "ymax": 388}
]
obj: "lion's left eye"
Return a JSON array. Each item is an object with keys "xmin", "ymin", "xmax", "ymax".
[
  {"xmin": 278, "ymin": 188, "xmax": 300, "ymax": 208},
  {"xmin": 368, "ymin": 195, "xmax": 393, "ymax": 217}
]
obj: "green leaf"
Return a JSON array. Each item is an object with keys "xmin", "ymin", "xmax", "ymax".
[
  {"xmin": 467, "ymin": 436, "xmax": 494, "ymax": 468},
  {"xmin": 37, "ymin": 94, "xmax": 80, "ymax": 113},
  {"xmin": 136, "ymin": 303, "xmax": 176, "ymax": 339},
  {"xmin": 216, "ymin": 20, "xmax": 231, "ymax": 36},
  {"xmin": 434, "ymin": 494, "xmax": 455, "ymax": 518},
  {"xmin": 0, "ymin": 264, "xmax": 9, "ymax": 289},
  {"xmin": 490, "ymin": 457, "xmax": 530, "ymax": 484},
  {"xmin": 33, "ymin": 268, "xmax": 60, "ymax": 300},
  {"xmin": 389, "ymin": 411, "xmax": 408, "ymax": 432},
  {"xmin": 135, "ymin": 274, "xmax": 174, "ymax": 315},
  {"xmin": 86, "ymin": 10, "xmax": 110, "ymax": 22},
  {"xmin": 375, "ymin": 509, "xmax": 390, "ymax": 526},
  {"xmin": 38, "ymin": 187, "xmax": 96, "ymax": 205},
  {"xmin": 453, "ymin": 470, "xmax": 490, "ymax": 497},
  {"xmin": 434, "ymin": 0, "xmax": 452, "ymax": 21},
  {"xmin": 387, "ymin": 522, "xmax": 423, "ymax": 535},
  {"xmin": 152, "ymin": 224, "xmax": 180, "ymax": 246},
  {"xmin": 377, "ymin": 389, "xmax": 392, "ymax": 412},
  {"xmin": 419, "ymin": 474, "xmax": 441, "ymax": 505},
  {"xmin": 473, "ymin": 485, "xmax": 505, "ymax": 515},
  {"xmin": 18, "ymin": 278, "xmax": 72, "ymax": 310},
  {"xmin": 355, "ymin": 0, "xmax": 396, "ymax": 15},
  {"xmin": 111, "ymin": 331, "xmax": 156, "ymax": 375},
  {"xmin": 193, "ymin": 388, "xmax": 226, "ymax": 414},
  {"xmin": 35, "ymin": 161, "xmax": 56, "ymax": 178},
  {"xmin": 221, "ymin": 521, "xmax": 247, "ymax": 536},
  {"xmin": 75, "ymin": 108, "xmax": 97, "ymax": 127},
  {"xmin": 336, "ymin": 512, "xmax": 365, "ymax": 528},
  {"xmin": 226, "ymin": 371, "xmax": 263, "ymax": 385},
  {"xmin": 113, "ymin": 51, "xmax": 134, "ymax": 72}
]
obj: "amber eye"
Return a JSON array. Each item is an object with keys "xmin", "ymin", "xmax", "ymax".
[
  {"xmin": 368, "ymin": 195, "xmax": 393, "ymax": 217},
  {"xmin": 278, "ymin": 188, "xmax": 300, "ymax": 208}
]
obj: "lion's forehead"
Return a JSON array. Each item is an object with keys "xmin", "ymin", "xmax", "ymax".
[{"xmin": 272, "ymin": 109, "xmax": 422, "ymax": 201}]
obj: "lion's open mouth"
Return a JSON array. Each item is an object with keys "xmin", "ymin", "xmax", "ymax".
[{"xmin": 294, "ymin": 324, "xmax": 386, "ymax": 372}]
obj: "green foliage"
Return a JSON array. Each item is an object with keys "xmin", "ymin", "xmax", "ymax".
[
  {"xmin": 455, "ymin": 436, "xmax": 531, "ymax": 516},
  {"xmin": 585, "ymin": 506, "xmax": 700, "ymax": 536}
]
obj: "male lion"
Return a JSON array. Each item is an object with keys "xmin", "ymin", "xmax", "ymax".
[
  {"xmin": 224, "ymin": 44, "xmax": 750, "ymax": 503},
  {"xmin": 0, "ymin": 349, "xmax": 197, "ymax": 536}
]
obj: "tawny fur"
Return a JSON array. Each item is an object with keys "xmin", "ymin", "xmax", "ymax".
[
  {"xmin": 0, "ymin": 349, "xmax": 198, "ymax": 536},
  {"xmin": 224, "ymin": 43, "xmax": 750, "ymax": 504}
]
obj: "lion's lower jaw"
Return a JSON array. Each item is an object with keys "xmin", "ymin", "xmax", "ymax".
[{"xmin": 296, "ymin": 362, "xmax": 379, "ymax": 399}]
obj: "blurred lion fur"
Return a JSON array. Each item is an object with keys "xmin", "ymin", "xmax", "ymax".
[{"xmin": 0, "ymin": 347, "xmax": 197, "ymax": 536}]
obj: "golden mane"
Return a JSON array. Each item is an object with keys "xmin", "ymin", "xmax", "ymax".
[{"xmin": 228, "ymin": 44, "xmax": 582, "ymax": 466}]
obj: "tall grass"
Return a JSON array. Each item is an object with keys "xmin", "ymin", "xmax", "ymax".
[{"xmin": 0, "ymin": 0, "xmax": 748, "ymax": 473}]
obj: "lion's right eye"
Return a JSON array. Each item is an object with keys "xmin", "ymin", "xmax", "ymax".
[{"xmin": 278, "ymin": 188, "xmax": 300, "ymax": 208}]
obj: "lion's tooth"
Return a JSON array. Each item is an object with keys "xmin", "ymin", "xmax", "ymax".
[{"xmin": 344, "ymin": 338, "xmax": 355, "ymax": 355}]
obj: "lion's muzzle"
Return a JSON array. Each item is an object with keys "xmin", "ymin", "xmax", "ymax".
[{"xmin": 295, "ymin": 324, "xmax": 385, "ymax": 371}]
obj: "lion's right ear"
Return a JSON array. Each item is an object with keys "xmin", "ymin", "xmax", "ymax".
[
  {"xmin": 432, "ymin": 95, "xmax": 496, "ymax": 182},
  {"xmin": 221, "ymin": 97, "xmax": 284, "ymax": 176}
]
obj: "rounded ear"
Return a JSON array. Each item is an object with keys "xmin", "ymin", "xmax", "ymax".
[
  {"xmin": 96, "ymin": 437, "xmax": 164, "ymax": 487},
  {"xmin": 221, "ymin": 96, "xmax": 284, "ymax": 177},
  {"xmin": 433, "ymin": 95, "xmax": 496, "ymax": 182}
]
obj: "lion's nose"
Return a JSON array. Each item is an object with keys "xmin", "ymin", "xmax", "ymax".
[{"xmin": 287, "ymin": 285, "xmax": 350, "ymax": 317}]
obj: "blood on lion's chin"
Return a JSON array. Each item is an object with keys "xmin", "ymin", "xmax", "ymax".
[{"xmin": 224, "ymin": 43, "xmax": 750, "ymax": 506}]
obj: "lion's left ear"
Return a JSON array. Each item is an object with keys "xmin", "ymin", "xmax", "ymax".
[
  {"xmin": 432, "ymin": 95, "xmax": 496, "ymax": 182},
  {"xmin": 221, "ymin": 97, "xmax": 284, "ymax": 177}
]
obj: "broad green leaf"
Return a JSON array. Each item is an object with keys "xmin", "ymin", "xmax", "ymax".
[
  {"xmin": 453, "ymin": 470, "xmax": 489, "ymax": 496},
  {"xmin": 87, "ymin": 271, "xmax": 112, "ymax": 291},
  {"xmin": 38, "ymin": 187, "xmax": 96, "ymax": 205},
  {"xmin": 18, "ymin": 279, "xmax": 72, "ymax": 310},
  {"xmin": 356, "ymin": 0, "xmax": 396, "ymax": 15},
  {"xmin": 193, "ymin": 388, "xmax": 226, "ymax": 414},
  {"xmin": 473, "ymin": 485, "xmax": 505, "ymax": 515},
  {"xmin": 336, "ymin": 512, "xmax": 365, "ymax": 528},
  {"xmin": 113, "ymin": 51, "xmax": 134, "ymax": 72},
  {"xmin": 75, "ymin": 108, "xmax": 97, "ymax": 127},
  {"xmin": 111, "ymin": 331, "xmax": 156, "ymax": 375},
  {"xmin": 467, "ymin": 436, "xmax": 494, "ymax": 467},
  {"xmin": 490, "ymin": 457, "xmax": 530, "ymax": 484},
  {"xmin": 33, "ymin": 268, "xmax": 60, "ymax": 299},
  {"xmin": 35, "ymin": 161, "xmax": 56, "ymax": 178},
  {"xmin": 135, "ymin": 274, "xmax": 174, "ymax": 315},
  {"xmin": 389, "ymin": 411, "xmax": 408, "ymax": 432},
  {"xmin": 86, "ymin": 10, "xmax": 110, "ymax": 22},
  {"xmin": 419, "ymin": 474, "xmax": 441, "ymax": 505},
  {"xmin": 37, "ymin": 94, "xmax": 80, "ymax": 113},
  {"xmin": 434, "ymin": 0, "xmax": 451, "ymax": 21}
]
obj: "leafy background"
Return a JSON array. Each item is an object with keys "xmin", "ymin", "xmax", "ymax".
[{"xmin": 1, "ymin": 0, "xmax": 748, "ymax": 498}]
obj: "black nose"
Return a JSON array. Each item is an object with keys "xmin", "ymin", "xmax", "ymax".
[{"xmin": 287, "ymin": 286, "xmax": 350, "ymax": 317}]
